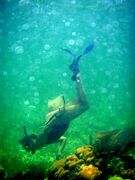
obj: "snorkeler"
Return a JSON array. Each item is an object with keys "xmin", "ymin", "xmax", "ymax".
[{"xmin": 20, "ymin": 42, "xmax": 94, "ymax": 158}]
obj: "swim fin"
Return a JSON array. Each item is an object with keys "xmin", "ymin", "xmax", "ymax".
[
  {"xmin": 82, "ymin": 42, "xmax": 94, "ymax": 56},
  {"xmin": 63, "ymin": 42, "xmax": 94, "ymax": 81},
  {"xmin": 62, "ymin": 48, "xmax": 76, "ymax": 57}
]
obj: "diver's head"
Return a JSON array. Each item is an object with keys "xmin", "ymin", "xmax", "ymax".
[
  {"xmin": 20, "ymin": 134, "xmax": 37, "ymax": 154},
  {"xmin": 20, "ymin": 126, "xmax": 37, "ymax": 154}
]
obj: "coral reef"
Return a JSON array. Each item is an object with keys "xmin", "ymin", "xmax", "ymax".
[
  {"xmin": 48, "ymin": 145, "xmax": 102, "ymax": 180},
  {"xmin": 47, "ymin": 129, "xmax": 135, "ymax": 180}
]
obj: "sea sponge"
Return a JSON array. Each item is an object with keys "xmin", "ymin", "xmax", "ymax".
[{"xmin": 79, "ymin": 164, "xmax": 102, "ymax": 180}]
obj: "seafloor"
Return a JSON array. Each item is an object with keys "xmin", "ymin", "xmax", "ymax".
[{"xmin": 0, "ymin": 128, "xmax": 135, "ymax": 180}]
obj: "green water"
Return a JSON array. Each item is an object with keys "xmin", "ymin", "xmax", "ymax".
[{"xmin": 0, "ymin": 0, "xmax": 135, "ymax": 177}]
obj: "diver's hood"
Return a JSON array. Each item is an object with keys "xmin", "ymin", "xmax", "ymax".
[{"xmin": 48, "ymin": 95, "xmax": 65, "ymax": 112}]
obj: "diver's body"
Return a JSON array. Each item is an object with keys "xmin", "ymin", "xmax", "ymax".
[
  {"xmin": 33, "ymin": 74, "xmax": 89, "ymax": 152},
  {"xmin": 20, "ymin": 42, "xmax": 94, "ymax": 156}
]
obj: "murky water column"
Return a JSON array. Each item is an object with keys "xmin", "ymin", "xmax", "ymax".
[{"xmin": 0, "ymin": 0, "xmax": 135, "ymax": 177}]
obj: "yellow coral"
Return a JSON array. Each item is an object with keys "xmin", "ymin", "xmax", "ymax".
[
  {"xmin": 76, "ymin": 146, "xmax": 92, "ymax": 154},
  {"xmin": 67, "ymin": 159, "xmax": 84, "ymax": 169},
  {"xmin": 64, "ymin": 154, "xmax": 84, "ymax": 170},
  {"xmin": 76, "ymin": 145, "xmax": 94, "ymax": 161},
  {"xmin": 86, "ymin": 157, "xmax": 94, "ymax": 163},
  {"xmin": 66, "ymin": 154, "xmax": 78, "ymax": 161},
  {"xmin": 79, "ymin": 164, "xmax": 102, "ymax": 180},
  {"xmin": 55, "ymin": 167, "xmax": 69, "ymax": 179},
  {"xmin": 50, "ymin": 159, "xmax": 65, "ymax": 172}
]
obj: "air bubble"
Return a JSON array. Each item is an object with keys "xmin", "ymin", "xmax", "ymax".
[
  {"xmin": 71, "ymin": 0, "xmax": 76, "ymax": 4},
  {"xmin": 3, "ymin": 71, "xmax": 7, "ymax": 76},
  {"xmin": 22, "ymin": 23, "xmax": 29, "ymax": 30},
  {"xmin": 107, "ymin": 48, "xmax": 113, "ymax": 53},
  {"xmin": 29, "ymin": 76, "xmax": 35, "ymax": 82},
  {"xmin": 76, "ymin": 39, "xmax": 83, "ymax": 46},
  {"xmin": 109, "ymin": 94, "xmax": 115, "ymax": 100},
  {"xmin": 44, "ymin": 44, "xmax": 50, "ymax": 50},
  {"xmin": 108, "ymin": 106, "xmax": 112, "ymax": 110},
  {"xmin": 68, "ymin": 39, "xmax": 75, "ymax": 45},
  {"xmin": 105, "ymin": 70, "xmax": 111, "ymax": 76},
  {"xmin": 34, "ymin": 92, "xmax": 39, "ymax": 97},
  {"xmin": 90, "ymin": 89, "xmax": 96, "ymax": 94},
  {"xmin": 100, "ymin": 87, "xmax": 107, "ymax": 94},
  {"xmin": 72, "ymin": 32, "xmax": 76, "ymax": 36},
  {"xmin": 24, "ymin": 100, "xmax": 29, "ymax": 105},
  {"xmin": 91, "ymin": 22, "xmax": 96, "ymax": 27},
  {"xmin": 63, "ymin": 72, "xmax": 67, "ymax": 77},
  {"xmin": 105, "ymin": 24, "xmax": 112, "ymax": 30},
  {"xmin": 65, "ymin": 22, "xmax": 70, "ymax": 27},
  {"xmin": 113, "ymin": 83, "xmax": 119, "ymax": 88},
  {"xmin": 15, "ymin": 46, "xmax": 24, "ymax": 54}
]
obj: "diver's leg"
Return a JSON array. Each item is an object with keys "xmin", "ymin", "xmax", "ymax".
[
  {"xmin": 56, "ymin": 136, "xmax": 67, "ymax": 159},
  {"xmin": 64, "ymin": 73, "xmax": 89, "ymax": 120},
  {"xmin": 75, "ymin": 73, "xmax": 89, "ymax": 107}
]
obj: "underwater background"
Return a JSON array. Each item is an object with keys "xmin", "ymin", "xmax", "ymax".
[{"xmin": 0, "ymin": 0, "xmax": 135, "ymax": 178}]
